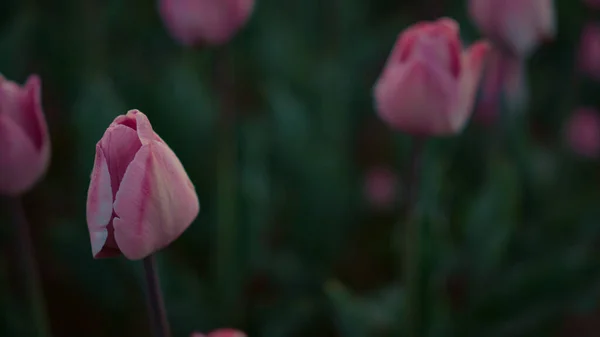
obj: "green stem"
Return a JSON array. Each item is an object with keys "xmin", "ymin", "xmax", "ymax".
[
  {"xmin": 5, "ymin": 197, "xmax": 52, "ymax": 337},
  {"xmin": 401, "ymin": 138, "xmax": 426, "ymax": 337},
  {"xmin": 214, "ymin": 47, "xmax": 239, "ymax": 323},
  {"xmin": 143, "ymin": 255, "xmax": 172, "ymax": 337}
]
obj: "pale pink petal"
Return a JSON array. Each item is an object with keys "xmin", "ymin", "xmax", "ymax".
[
  {"xmin": 207, "ymin": 329, "xmax": 247, "ymax": 337},
  {"xmin": 0, "ymin": 114, "xmax": 42, "ymax": 195},
  {"xmin": 112, "ymin": 142, "xmax": 199, "ymax": 260},
  {"xmin": 86, "ymin": 145, "xmax": 115, "ymax": 257},
  {"xmin": 453, "ymin": 41, "xmax": 490, "ymax": 131}
]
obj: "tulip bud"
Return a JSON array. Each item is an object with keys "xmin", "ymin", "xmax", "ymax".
[
  {"xmin": 468, "ymin": 0, "xmax": 555, "ymax": 57},
  {"xmin": 475, "ymin": 48, "xmax": 526, "ymax": 125},
  {"xmin": 191, "ymin": 329, "xmax": 246, "ymax": 337},
  {"xmin": 373, "ymin": 18, "xmax": 489, "ymax": 136},
  {"xmin": 159, "ymin": 0, "xmax": 254, "ymax": 46},
  {"xmin": 0, "ymin": 74, "xmax": 50, "ymax": 196},
  {"xmin": 564, "ymin": 108, "xmax": 600, "ymax": 158},
  {"xmin": 579, "ymin": 23, "xmax": 600, "ymax": 80},
  {"xmin": 86, "ymin": 109, "xmax": 199, "ymax": 260}
]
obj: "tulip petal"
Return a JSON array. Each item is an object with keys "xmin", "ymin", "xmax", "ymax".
[
  {"xmin": 99, "ymin": 124, "xmax": 142, "ymax": 197},
  {"xmin": 207, "ymin": 329, "xmax": 247, "ymax": 337},
  {"xmin": 113, "ymin": 141, "xmax": 199, "ymax": 260},
  {"xmin": 0, "ymin": 114, "xmax": 43, "ymax": 195},
  {"xmin": 454, "ymin": 41, "xmax": 490, "ymax": 131},
  {"xmin": 86, "ymin": 145, "xmax": 115, "ymax": 257},
  {"xmin": 375, "ymin": 59, "xmax": 456, "ymax": 135}
]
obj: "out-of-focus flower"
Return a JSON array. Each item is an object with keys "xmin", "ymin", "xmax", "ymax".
[
  {"xmin": 475, "ymin": 47, "xmax": 526, "ymax": 124},
  {"xmin": 364, "ymin": 166, "xmax": 398, "ymax": 211},
  {"xmin": 86, "ymin": 109, "xmax": 199, "ymax": 260},
  {"xmin": 373, "ymin": 18, "xmax": 489, "ymax": 136},
  {"xmin": 159, "ymin": 0, "xmax": 254, "ymax": 46},
  {"xmin": 0, "ymin": 74, "xmax": 50, "ymax": 196},
  {"xmin": 584, "ymin": 0, "xmax": 600, "ymax": 9},
  {"xmin": 468, "ymin": 0, "xmax": 555, "ymax": 57},
  {"xmin": 191, "ymin": 329, "xmax": 247, "ymax": 337},
  {"xmin": 579, "ymin": 23, "xmax": 600, "ymax": 80},
  {"xmin": 564, "ymin": 108, "xmax": 600, "ymax": 158}
]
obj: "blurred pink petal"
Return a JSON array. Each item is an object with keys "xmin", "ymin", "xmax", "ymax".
[
  {"xmin": 579, "ymin": 23, "xmax": 600, "ymax": 80},
  {"xmin": 374, "ymin": 18, "xmax": 489, "ymax": 136},
  {"xmin": 364, "ymin": 166, "xmax": 398, "ymax": 210},
  {"xmin": 191, "ymin": 329, "xmax": 246, "ymax": 337},
  {"xmin": 159, "ymin": 0, "xmax": 254, "ymax": 46},
  {"xmin": 565, "ymin": 108, "xmax": 600, "ymax": 158},
  {"xmin": 86, "ymin": 109, "xmax": 200, "ymax": 260},
  {"xmin": 0, "ymin": 74, "xmax": 50, "ymax": 195},
  {"xmin": 469, "ymin": 0, "xmax": 555, "ymax": 57}
]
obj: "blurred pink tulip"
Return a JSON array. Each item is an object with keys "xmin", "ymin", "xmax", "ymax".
[
  {"xmin": 0, "ymin": 74, "xmax": 50, "ymax": 196},
  {"xmin": 475, "ymin": 47, "xmax": 526, "ymax": 124},
  {"xmin": 86, "ymin": 109, "xmax": 199, "ymax": 260},
  {"xmin": 364, "ymin": 166, "xmax": 398, "ymax": 211},
  {"xmin": 191, "ymin": 329, "xmax": 247, "ymax": 337},
  {"xmin": 468, "ymin": 0, "xmax": 555, "ymax": 57},
  {"xmin": 373, "ymin": 18, "xmax": 489, "ymax": 136},
  {"xmin": 579, "ymin": 23, "xmax": 600, "ymax": 80},
  {"xmin": 159, "ymin": 0, "xmax": 254, "ymax": 46},
  {"xmin": 565, "ymin": 108, "xmax": 600, "ymax": 158}
]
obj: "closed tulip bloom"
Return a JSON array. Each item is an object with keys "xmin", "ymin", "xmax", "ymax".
[
  {"xmin": 579, "ymin": 23, "xmax": 600, "ymax": 80},
  {"xmin": 191, "ymin": 329, "xmax": 246, "ymax": 337},
  {"xmin": 86, "ymin": 109, "xmax": 199, "ymax": 260},
  {"xmin": 565, "ymin": 108, "xmax": 600, "ymax": 158},
  {"xmin": 159, "ymin": 0, "xmax": 254, "ymax": 46},
  {"xmin": 373, "ymin": 18, "xmax": 489, "ymax": 136},
  {"xmin": 469, "ymin": 0, "xmax": 555, "ymax": 57},
  {"xmin": 0, "ymin": 74, "xmax": 50, "ymax": 196}
]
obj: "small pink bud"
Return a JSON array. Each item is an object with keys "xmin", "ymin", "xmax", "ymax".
[
  {"xmin": 468, "ymin": 0, "xmax": 555, "ymax": 57},
  {"xmin": 475, "ymin": 48, "xmax": 526, "ymax": 125},
  {"xmin": 578, "ymin": 23, "xmax": 600, "ymax": 80},
  {"xmin": 374, "ymin": 18, "xmax": 489, "ymax": 136},
  {"xmin": 191, "ymin": 329, "xmax": 246, "ymax": 337},
  {"xmin": 159, "ymin": 0, "xmax": 254, "ymax": 46},
  {"xmin": 364, "ymin": 166, "xmax": 398, "ymax": 211},
  {"xmin": 86, "ymin": 109, "xmax": 200, "ymax": 260},
  {"xmin": 0, "ymin": 74, "xmax": 50, "ymax": 196},
  {"xmin": 565, "ymin": 108, "xmax": 600, "ymax": 158}
]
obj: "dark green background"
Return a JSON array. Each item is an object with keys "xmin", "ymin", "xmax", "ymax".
[{"xmin": 1, "ymin": 0, "xmax": 600, "ymax": 336}]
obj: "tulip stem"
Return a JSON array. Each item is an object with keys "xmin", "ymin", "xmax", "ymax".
[
  {"xmin": 143, "ymin": 255, "xmax": 172, "ymax": 337},
  {"xmin": 5, "ymin": 197, "xmax": 52, "ymax": 337},
  {"xmin": 402, "ymin": 138, "xmax": 426, "ymax": 337}
]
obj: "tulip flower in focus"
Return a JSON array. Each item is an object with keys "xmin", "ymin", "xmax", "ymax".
[
  {"xmin": 364, "ymin": 166, "xmax": 398, "ymax": 211},
  {"xmin": 0, "ymin": 74, "xmax": 50, "ymax": 196},
  {"xmin": 564, "ymin": 108, "xmax": 600, "ymax": 158},
  {"xmin": 468, "ymin": 0, "xmax": 555, "ymax": 57},
  {"xmin": 579, "ymin": 23, "xmax": 600, "ymax": 80},
  {"xmin": 159, "ymin": 0, "xmax": 254, "ymax": 46},
  {"xmin": 86, "ymin": 109, "xmax": 199, "ymax": 260},
  {"xmin": 475, "ymin": 48, "xmax": 527, "ymax": 124},
  {"xmin": 373, "ymin": 18, "xmax": 489, "ymax": 136},
  {"xmin": 191, "ymin": 329, "xmax": 247, "ymax": 337}
]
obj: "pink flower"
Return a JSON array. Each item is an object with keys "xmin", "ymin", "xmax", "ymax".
[
  {"xmin": 191, "ymin": 329, "xmax": 246, "ymax": 337},
  {"xmin": 579, "ymin": 23, "xmax": 600, "ymax": 80},
  {"xmin": 159, "ymin": 0, "xmax": 254, "ymax": 46},
  {"xmin": 86, "ymin": 109, "xmax": 199, "ymax": 260},
  {"xmin": 0, "ymin": 74, "xmax": 50, "ymax": 196},
  {"xmin": 373, "ymin": 18, "xmax": 489, "ymax": 136},
  {"xmin": 364, "ymin": 166, "xmax": 398, "ymax": 211},
  {"xmin": 564, "ymin": 108, "xmax": 600, "ymax": 158},
  {"xmin": 475, "ymin": 47, "xmax": 526, "ymax": 124},
  {"xmin": 468, "ymin": 0, "xmax": 555, "ymax": 57}
]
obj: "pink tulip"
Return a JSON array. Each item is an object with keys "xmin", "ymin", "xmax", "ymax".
[
  {"xmin": 468, "ymin": 0, "xmax": 555, "ymax": 57},
  {"xmin": 579, "ymin": 23, "xmax": 600, "ymax": 80},
  {"xmin": 373, "ymin": 18, "xmax": 489, "ymax": 136},
  {"xmin": 364, "ymin": 166, "xmax": 397, "ymax": 211},
  {"xmin": 86, "ymin": 109, "xmax": 199, "ymax": 260},
  {"xmin": 475, "ymin": 47, "xmax": 526, "ymax": 124},
  {"xmin": 0, "ymin": 74, "xmax": 50, "ymax": 196},
  {"xmin": 159, "ymin": 0, "xmax": 254, "ymax": 46},
  {"xmin": 191, "ymin": 329, "xmax": 246, "ymax": 337},
  {"xmin": 564, "ymin": 108, "xmax": 600, "ymax": 158}
]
